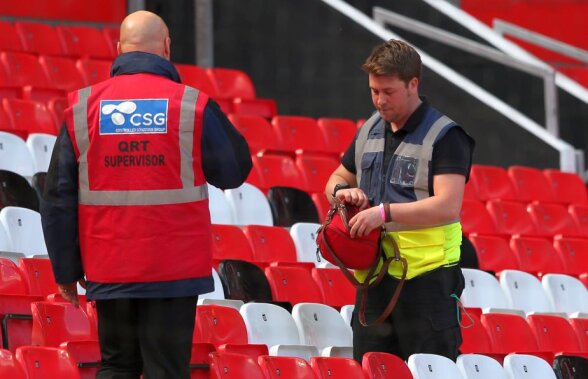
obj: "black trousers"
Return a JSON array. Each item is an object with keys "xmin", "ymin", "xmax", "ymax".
[
  {"xmin": 352, "ymin": 265, "xmax": 465, "ymax": 362},
  {"xmin": 95, "ymin": 296, "xmax": 197, "ymax": 379}
]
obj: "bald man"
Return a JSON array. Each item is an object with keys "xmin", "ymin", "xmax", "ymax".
[{"xmin": 41, "ymin": 10, "xmax": 252, "ymax": 379}]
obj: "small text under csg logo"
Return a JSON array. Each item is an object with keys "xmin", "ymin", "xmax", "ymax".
[{"xmin": 99, "ymin": 99, "xmax": 168, "ymax": 135}]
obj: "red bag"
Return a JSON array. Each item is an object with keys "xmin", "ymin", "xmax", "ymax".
[
  {"xmin": 316, "ymin": 201, "xmax": 380, "ymax": 270},
  {"xmin": 316, "ymin": 199, "xmax": 408, "ymax": 327}
]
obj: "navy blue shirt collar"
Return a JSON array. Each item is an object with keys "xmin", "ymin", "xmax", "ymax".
[{"xmin": 110, "ymin": 51, "xmax": 181, "ymax": 83}]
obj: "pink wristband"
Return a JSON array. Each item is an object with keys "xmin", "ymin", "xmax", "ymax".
[{"xmin": 379, "ymin": 203, "xmax": 386, "ymax": 222}]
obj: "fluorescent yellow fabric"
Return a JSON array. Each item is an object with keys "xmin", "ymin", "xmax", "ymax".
[{"xmin": 355, "ymin": 222, "xmax": 462, "ymax": 282}]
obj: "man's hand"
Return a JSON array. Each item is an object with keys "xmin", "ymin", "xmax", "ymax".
[
  {"xmin": 349, "ymin": 205, "xmax": 383, "ymax": 238},
  {"xmin": 57, "ymin": 278, "xmax": 87, "ymax": 308},
  {"xmin": 335, "ymin": 188, "xmax": 369, "ymax": 209}
]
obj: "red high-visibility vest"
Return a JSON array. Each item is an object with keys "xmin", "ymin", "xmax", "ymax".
[{"xmin": 64, "ymin": 73, "xmax": 212, "ymax": 283}]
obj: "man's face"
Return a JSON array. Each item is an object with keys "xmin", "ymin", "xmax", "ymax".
[{"xmin": 368, "ymin": 74, "xmax": 418, "ymax": 124}]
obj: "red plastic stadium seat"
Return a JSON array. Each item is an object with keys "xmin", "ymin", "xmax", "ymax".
[
  {"xmin": 0, "ymin": 258, "xmax": 28, "ymax": 295},
  {"xmin": 0, "ymin": 21, "xmax": 24, "ymax": 52},
  {"xmin": 210, "ymin": 224, "xmax": 254, "ymax": 264},
  {"xmin": 295, "ymin": 154, "xmax": 339, "ymax": 193},
  {"xmin": 232, "ymin": 97, "xmax": 277, "ymax": 119},
  {"xmin": 242, "ymin": 225, "xmax": 298, "ymax": 265},
  {"xmin": 480, "ymin": 313, "xmax": 539, "ymax": 354},
  {"xmin": 510, "ymin": 235, "xmax": 566, "ymax": 276},
  {"xmin": 470, "ymin": 165, "xmax": 517, "ymax": 202},
  {"xmin": 486, "ymin": 200, "xmax": 538, "ymax": 236},
  {"xmin": 271, "ymin": 116, "xmax": 327, "ymax": 153},
  {"xmin": 553, "ymin": 236, "xmax": 588, "ymax": 276},
  {"xmin": 311, "ymin": 268, "xmax": 355, "ymax": 309},
  {"xmin": 59, "ymin": 340, "xmax": 100, "ymax": 379},
  {"xmin": 15, "ymin": 22, "xmax": 64, "ymax": 56},
  {"xmin": 459, "ymin": 307, "xmax": 493, "ymax": 354},
  {"xmin": 250, "ymin": 154, "xmax": 304, "ymax": 191},
  {"xmin": 15, "ymin": 346, "xmax": 80, "ymax": 379},
  {"xmin": 507, "ymin": 166, "xmax": 556, "ymax": 203},
  {"xmin": 316, "ymin": 118, "xmax": 357, "ymax": 155},
  {"xmin": 39, "ymin": 56, "xmax": 86, "ymax": 92},
  {"xmin": 543, "ymin": 169, "xmax": 588, "ymax": 205},
  {"xmin": 463, "ymin": 179, "xmax": 480, "ymax": 201},
  {"xmin": 101, "ymin": 27, "xmax": 119, "ymax": 58},
  {"xmin": 0, "ymin": 348, "xmax": 26, "ymax": 378},
  {"xmin": 56, "ymin": 25, "xmax": 113, "ymax": 60},
  {"xmin": 527, "ymin": 202, "xmax": 581, "ymax": 237},
  {"xmin": 175, "ymin": 64, "xmax": 218, "ymax": 96},
  {"xmin": 0, "ymin": 52, "xmax": 52, "ymax": 88},
  {"xmin": 189, "ymin": 342, "xmax": 216, "ymax": 379},
  {"xmin": 206, "ymin": 68, "xmax": 256, "ymax": 100},
  {"xmin": 362, "ymin": 352, "xmax": 414, "ymax": 379},
  {"xmin": 460, "ymin": 199, "xmax": 498, "ymax": 235},
  {"xmin": 76, "ymin": 59, "xmax": 111, "ymax": 86},
  {"xmin": 265, "ymin": 266, "xmax": 324, "ymax": 306},
  {"xmin": 47, "ymin": 97, "xmax": 68, "ymax": 128},
  {"xmin": 209, "ymin": 352, "xmax": 266, "ymax": 379},
  {"xmin": 0, "ymin": 294, "xmax": 44, "ymax": 352},
  {"xmin": 18, "ymin": 258, "xmax": 59, "ymax": 298},
  {"xmin": 193, "ymin": 305, "xmax": 248, "ymax": 347},
  {"xmin": 227, "ymin": 114, "xmax": 280, "ymax": 154},
  {"xmin": 311, "ymin": 357, "xmax": 365, "ymax": 379},
  {"xmin": 527, "ymin": 314, "xmax": 582, "ymax": 354},
  {"xmin": 2, "ymin": 98, "xmax": 57, "ymax": 135},
  {"xmin": 31, "ymin": 302, "xmax": 97, "ymax": 347},
  {"xmin": 569, "ymin": 205, "xmax": 588, "ymax": 237},
  {"xmin": 468, "ymin": 234, "xmax": 519, "ymax": 272},
  {"xmin": 258, "ymin": 355, "xmax": 317, "ymax": 379},
  {"xmin": 568, "ymin": 317, "xmax": 588, "ymax": 351}
]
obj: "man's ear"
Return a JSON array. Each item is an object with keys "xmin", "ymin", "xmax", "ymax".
[
  {"xmin": 116, "ymin": 41, "xmax": 122, "ymax": 55},
  {"xmin": 163, "ymin": 37, "xmax": 171, "ymax": 60}
]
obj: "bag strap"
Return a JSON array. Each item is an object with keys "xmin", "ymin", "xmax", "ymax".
[
  {"xmin": 317, "ymin": 200, "xmax": 408, "ymax": 327},
  {"xmin": 357, "ymin": 235, "xmax": 407, "ymax": 327}
]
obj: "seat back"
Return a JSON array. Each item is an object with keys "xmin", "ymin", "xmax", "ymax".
[
  {"xmin": 553, "ymin": 354, "xmax": 588, "ymax": 379},
  {"xmin": 527, "ymin": 203, "xmax": 580, "ymax": 237},
  {"xmin": 210, "ymin": 224, "xmax": 253, "ymax": 263},
  {"xmin": 461, "ymin": 269, "xmax": 509, "ymax": 309},
  {"xmin": 227, "ymin": 114, "xmax": 280, "ymax": 154},
  {"xmin": 407, "ymin": 353, "xmax": 465, "ymax": 379},
  {"xmin": 543, "ymin": 169, "xmax": 588, "ymax": 205},
  {"xmin": 290, "ymin": 222, "xmax": 323, "ymax": 266},
  {"xmin": 26, "ymin": 133, "xmax": 57, "ymax": 174},
  {"xmin": 15, "ymin": 22, "xmax": 64, "ymax": 56},
  {"xmin": 480, "ymin": 313, "xmax": 539, "ymax": 354},
  {"xmin": 499, "ymin": 270, "xmax": 553, "ymax": 314},
  {"xmin": 460, "ymin": 199, "xmax": 498, "ymax": 235},
  {"xmin": 0, "ymin": 132, "xmax": 36, "ymax": 180},
  {"xmin": 15, "ymin": 346, "xmax": 80, "ymax": 379},
  {"xmin": 206, "ymin": 68, "xmax": 256, "ymax": 99},
  {"xmin": 208, "ymin": 351, "xmax": 265, "ymax": 379},
  {"xmin": 265, "ymin": 267, "xmax": 323, "ymax": 306},
  {"xmin": 75, "ymin": 59, "xmax": 111, "ymax": 86},
  {"xmin": 0, "ymin": 21, "xmax": 23, "ymax": 52},
  {"xmin": 175, "ymin": 63, "xmax": 217, "ymax": 96},
  {"xmin": 207, "ymin": 184, "xmax": 234, "ymax": 225},
  {"xmin": 311, "ymin": 268, "xmax": 355, "ymax": 308},
  {"xmin": 258, "ymin": 355, "xmax": 317, "ymax": 379},
  {"xmin": 0, "ymin": 258, "xmax": 28, "ymax": 295},
  {"xmin": 0, "ymin": 170, "xmax": 39, "ymax": 212},
  {"xmin": 295, "ymin": 154, "xmax": 339, "ymax": 194},
  {"xmin": 509, "ymin": 236, "xmax": 565, "ymax": 276},
  {"xmin": 0, "ymin": 51, "xmax": 51, "ymax": 88},
  {"xmin": 3, "ymin": 99, "xmax": 57, "ymax": 136},
  {"xmin": 569, "ymin": 205, "xmax": 588, "ymax": 238},
  {"xmin": 218, "ymin": 259, "xmax": 273, "ymax": 303},
  {"xmin": 502, "ymin": 354, "xmax": 557, "ymax": 379},
  {"xmin": 0, "ymin": 348, "xmax": 26, "ymax": 378},
  {"xmin": 240, "ymin": 302, "xmax": 300, "ymax": 347},
  {"xmin": 0, "ymin": 294, "xmax": 44, "ymax": 352},
  {"xmin": 468, "ymin": 235, "xmax": 519, "ymax": 272},
  {"xmin": 39, "ymin": 56, "xmax": 85, "ymax": 92},
  {"xmin": 56, "ymin": 25, "xmax": 113, "ymax": 60},
  {"xmin": 459, "ymin": 307, "xmax": 493, "ymax": 354},
  {"xmin": 193, "ymin": 305, "xmax": 248, "ymax": 347},
  {"xmin": 456, "ymin": 353, "xmax": 508, "ymax": 379},
  {"xmin": 252, "ymin": 154, "xmax": 303, "ymax": 192},
  {"xmin": 59, "ymin": 340, "xmax": 101, "ymax": 379},
  {"xmin": 31, "ymin": 302, "xmax": 96, "ymax": 347},
  {"xmin": 224, "ymin": 183, "xmax": 274, "ymax": 226},
  {"xmin": 486, "ymin": 200, "xmax": 538, "ymax": 237},
  {"xmin": 271, "ymin": 116, "xmax": 326, "ymax": 153},
  {"xmin": 18, "ymin": 258, "xmax": 57, "ymax": 297},
  {"xmin": 242, "ymin": 225, "xmax": 297, "ymax": 263},
  {"xmin": 0, "ymin": 208, "xmax": 47, "ymax": 257},
  {"xmin": 553, "ymin": 237, "xmax": 588, "ymax": 276},
  {"xmin": 310, "ymin": 357, "xmax": 365, "ymax": 379},
  {"xmin": 362, "ymin": 352, "xmax": 413, "ymax": 379},
  {"xmin": 541, "ymin": 274, "xmax": 588, "ymax": 315},
  {"xmin": 469, "ymin": 165, "xmax": 517, "ymax": 202},
  {"xmin": 316, "ymin": 118, "xmax": 357, "ymax": 155},
  {"xmin": 526, "ymin": 314, "xmax": 582, "ymax": 353},
  {"xmin": 292, "ymin": 303, "xmax": 352, "ymax": 352},
  {"xmin": 507, "ymin": 166, "xmax": 556, "ymax": 203},
  {"xmin": 268, "ymin": 187, "xmax": 319, "ymax": 227}
]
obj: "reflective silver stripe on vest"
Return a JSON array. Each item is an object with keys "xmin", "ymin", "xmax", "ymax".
[
  {"xmin": 394, "ymin": 115, "xmax": 453, "ymax": 201},
  {"xmin": 355, "ymin": 112, "xmax": 381, "ymax": 187},
  {"xmin": 72, "ymin": 86, "xmax": 208, "ymax": 206}
]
